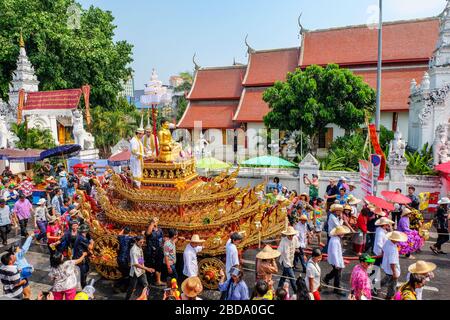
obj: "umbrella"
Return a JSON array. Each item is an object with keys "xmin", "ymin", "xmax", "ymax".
[
  {"xmin": 364, "ymin": 195, "xmax": 395, "ymax": 211},
  {"xmin": 40, "ymin": 144, "xmax": 81, "ymax": 160},
  {"xmin": 241, "ymin": 155, "xmax": 296, "ymax": 168},
  {"xmin": 196, "ymin": 157, "xmax": 231, "ymax": 170},
  {"xmin": 381, "ymin": 191, "xmax": 412, "ymax": 205},
  {"xmin": 108, "ymin": 150, "xmax": 131, "ymax": 167}
]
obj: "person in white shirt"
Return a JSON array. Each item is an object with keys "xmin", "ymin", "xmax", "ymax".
[
  {"xmin": 324, "ymin": 225, "xmax": 351, "ymax": 296},
  {"xmin": 293, "ymin": 215, "xmax": 309, "ymax": 273},
  {"xmin": 183, "ymin": 234, "xmax": 205, "ymax": 278},
  {"xmin": 306, "ymin": 248, "xmax": 323, "ymax": 300},
  {"xmin": 373, "ymin": 217, "xmax": 394, "ymax": 264},
  {"xmin": 125, "ymin": 236, "xmax": 155, "ymax": 300},
  {"xmin": 225, "ymin": 232, "xmax": 242, "ymax": 279},
  {"xmin": 277, "ymin": 226, "xmax": 299, "ymax": 293},
  {"xmin": 323, "ymin": 204, "xmax": 343, "ymax": 253},
  {"xmin": 380, "ymin": 231, "xmax": 407, "ymax": 300}
]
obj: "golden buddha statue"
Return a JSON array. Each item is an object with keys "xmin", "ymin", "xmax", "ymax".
[{"xmin": 157, "ymin": 119, "xmax": 181, "ymax": 162}]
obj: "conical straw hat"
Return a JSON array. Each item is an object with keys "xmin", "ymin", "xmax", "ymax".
[
  {"xmin": 375, "ymin": 217, "xmax": 395, "ymax": 226},
  {"xmin": 281, "ymin": 226, "xmax": 298, "ymax": 236},
  {"xmin": 256, "ymin": 245, "xmax": 281, "ymax": 260},
  {"xmin": 386, "ymin": 231, "xmax": 408, "ymax": 242},
  {"xmin": 330, "ymin": 225, "xmax": 351, "ymax": 236},
  {"xmin": 408, "ymin": 260, "xmax": 437, "ymax": 274},
  {"xmin": 187, "ymin": 234, "xmax": 205, "ymax": 243}
]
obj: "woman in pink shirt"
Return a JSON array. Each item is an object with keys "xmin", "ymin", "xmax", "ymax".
[
  {"xmin": 350, "ymin": 253, "xmax": 375, "ymax": 300},
  {"xmin": 46, "ymin": 216, "xmax": 62, "ymax": 254}
]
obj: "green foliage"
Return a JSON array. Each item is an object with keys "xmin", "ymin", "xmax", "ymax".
[
  {"xmin": 10, "ymin": 122, "xmax": 56, "ymax": 150},
  {"xmin": 263, "ymin": 64, "xmax": 376, "ymax": 153},
  {"xmin": 176, "ymin": 96, "xmax": 188, "ymax": 122},
  {"xmin": 326, "ymin": 133, "xmax": 368, "ymax": 171},
  {"xmin": 0, "ymin": 0, "xmax": 133, "ymax": 109},
  {"xmin": 379, "ymin": 125, "xmax": 394, "ymax": 154},
  {"xmin": 90, "ymin": 100, "xmax": 140, "ymax": 157},
  {"xmin": 319, "ymin": 151, "xmax": 356, "ymax": 172},
  {"xmin": 405, "ymin": 143, "xmax": 437, "ymax": 176}
]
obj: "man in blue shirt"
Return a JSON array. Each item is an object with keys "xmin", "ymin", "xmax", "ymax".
[
  {"xmin": 59, "ymin": 171, "xmax": 68, "ymax": 199},
  {"xmin": 73, "ymin": 224, "xmax": 94, "ymax": 288},
  {"xmin": 115, "ymin": 227, "xmax": 133, "ymax": 292}
]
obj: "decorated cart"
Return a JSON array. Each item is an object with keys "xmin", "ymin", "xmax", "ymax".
[{"xmin": 80, "ymin": 157, "xmax": 289, "ymax": 289}]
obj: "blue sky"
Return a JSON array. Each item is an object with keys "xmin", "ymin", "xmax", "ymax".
[{"xmin": 78, "ymin": 0, "xmax": 447, "ymax": 89}]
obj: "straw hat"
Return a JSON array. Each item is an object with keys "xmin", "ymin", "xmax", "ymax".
[
  {"xmin": 373, "ymin": 207, "xmax": 386, "ymax": 217},
  {"xmin": 375, "ymin": 217, "xmax": 395, "ymax": 226},
  {"xmin": 281, "ymin": 226, "xmax": 298, "ymax": 236},
  {"xmin": 343, "ymin": 204, "xmax": 352, "ymax": 211},
  {"xmin": 331, "ymin": 204, "xmax": 344, "ymax": 212},
  {"xmin": 330, "ymin": 225, "xmax": 351, "ymax": 236},
  {"xmin": 299, "ymin": 215, "xmax": 308, "ymax": 221},
  {"xmin": 402, "ymin": 208, "xmax": 412, "ymax": 217},
  {"xmin": 187, "ymin": 234, "xmax": 205, "ymax": 243},
  {"xmin": 408, "ymin": 260, "xmax": 437, "ymax": 274},
  {"xmin": 256, "ymin": 245, "xmax": 281, "ymax": 260},
  {"xmin": 37, "ymin": 198, "xmax": 46, "ymax": 205},
  {"xmin": 181, "ymin": 276, "xmax": 203, "ymax": 298},
  {"xmin": 438, "ymin": 197, "xmax": 450, "ymax": 205},
  {"xmin": 300, "ymin": 193, "xmax": 310, "ymax": 202},
  {"xmin": 386, "ymin": 231, "xmax": 408, "ymax": 242},
  {"xmin": 348, "ymin": 196, "xmax": 361, "ymax": 205}
]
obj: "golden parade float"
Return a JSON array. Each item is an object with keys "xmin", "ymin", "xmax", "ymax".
[{"xmin": 81, "ymin": 121, "xmax": 289, "ymax": 289}]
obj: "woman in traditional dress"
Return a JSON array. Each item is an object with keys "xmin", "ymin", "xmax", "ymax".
[{"xmin": 397, "ymin": 208, "xmax": 424, "ymax": 259}]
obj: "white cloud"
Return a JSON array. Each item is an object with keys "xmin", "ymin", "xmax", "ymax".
[{"xmin": 381, "ymin": 0, "xmax": 446, "ymax": 20}]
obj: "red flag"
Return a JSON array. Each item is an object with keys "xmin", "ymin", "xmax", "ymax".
[{"xmin": 368, "ymin": 124, "xmax": 386, "ymax": 181}]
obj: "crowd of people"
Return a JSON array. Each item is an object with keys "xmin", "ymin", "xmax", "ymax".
[{"xmin": 0, "ymin": 165, "xmax": 448, "ymax": 301}]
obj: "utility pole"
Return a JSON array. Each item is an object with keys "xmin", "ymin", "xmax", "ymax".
[{"xmin": 375, "ymin": 0, "xmax": 383, "ymax": 133}]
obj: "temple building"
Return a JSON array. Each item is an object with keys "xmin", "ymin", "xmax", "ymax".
[
  {"xmin": 0, "ymin": 35, "xmax": 98, "ymax": 159},
  {"xmin": 178, "ymin": 10, "xmax": 443, "ymax": 156}
]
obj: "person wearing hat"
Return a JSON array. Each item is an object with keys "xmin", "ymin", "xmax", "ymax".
[
  {"xmin": 347, "ymin": 195, "xmax": 361, "ymax": 216},
  {"xmin": 324, "ymin": 178, "xmax": 339, "ymax": 211},
  {"xmin": 305, "ymin": 248, "xmax": 323, "ymax": 300},
  {"xmin": 397, "ymin": 208, "xmax": 424, "ymax": 259},
  {"xmin": 256, "ymin": 245, "xmax": 280, "ymax": 289},
  {"xmin": 72, "ymin": 224, "xmax": 94, "ymax": 288},
  {"xmin": 380, "ymin": 231, "xmax": 407, "ymax": 299},
  {"xmin": 0, "ymin": 199, "xmax": 12, "ymax": 246},
  {"xmin": 324, "ymin": 225, "xmax": 351, "ymax": 296},
  {"xmin": 183, "ymin": 234, "xmax": 205, "ymax": 279},
  {"xmin": 59, "ymin": 171, "xmax": 68, "ymax": 199},
  {"xmin": 350, "ymin": 253, "xmax": 375, "ymax": 300},
  {"xmin": 142, "ymin": 121, "xmax": 158, "ymax": 158},
  {"xmin": 373, "ymin": 217, "xmax": 395, "ymax": 265},
  {"xmin": 322, "ymin": 204, "xmax": 344, "ymax": 253},
  {"xmin": 337, "ymin": 176, "xmax": 349, "ymax": 193},
  {"xmin": 430, "ymin": 197, "xmax": 449, "ymax": 255},
  {"xmin": 34, "ymin": 198, "xmax": 49, "ymax": 244},
  {"xmin": 405, "ymin": 260, "xmax": 436, "ymax": 300},
  {"xmin": 397, "ymin": 273, "xmax": 427, "ymax": 300},
  {"xmin": 46, "ymin": 215, "xmax": 62, "ymax": 254},
  {"xmin": 13, "ymin": 193, "xmax": 34, "ymax": 237},
  {"xmin": 130, "ymin": 126, "xmax": 145, "ymax": 188},
  {"xmin": 181, "ymin": 276, "xmax": 203, "ymax": 300},
  {"xmin": 225, "ymin": 232, "xmax": 243, "ymax": 279},
  {"xmin": 4, "ymin": 184, "xmax": 19, "ymax": 211},
  {"xmin": 342, "ymin": 204, "xmax": 356, "ymax": 232},
  {"xmin": 312, "ymin": 198, "xmax": 325, "ymax": 246},
  {"xmin": 218, "ymin": 265, "xmax": 249, "ymax": 300},
  {"xmin": 277, "ymin": 226, "xmax": 299, "ymax": 293},
  {"xmin": 293, "ymin": 215, "xmax": 309, "ymax": 273},
  {"xmin": 347, "ymin": 182, "xmax": 357, "ymax": 197}
]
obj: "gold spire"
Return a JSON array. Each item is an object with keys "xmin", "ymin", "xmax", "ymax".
[{"xmin": 19, "ymin": 31, "xmax": 25, "ymax": 48}]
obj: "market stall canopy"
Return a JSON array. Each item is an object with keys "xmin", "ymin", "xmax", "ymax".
[
  {"xmin": 364, "ymin": 195, "xmax": 396, "ymax": 211},
  {"xmin": 108, "ymin": 150, "xmax": 131, "ymax": 167},
  {"xmin": 196, "ymin": 157, "xmax": 231, "ymax": 170},
  {"xmin": 0, "ymin": 148, "xmax": 42, "ymax": 163},
  {"xmin": 40, "ymin": 144, "xmax": 81, "ymax": 160},
  {"xmin": 241, "ymin": 155, "xmax": 296, "ymax": 168},
  {"xmin": 380, "ymin": 191, "xmax": 412, "ymax": 205}
]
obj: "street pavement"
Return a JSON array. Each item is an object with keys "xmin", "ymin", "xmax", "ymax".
[{"xmin": 0, "ymin": 227, "xmax": 448, "ymax": 300}]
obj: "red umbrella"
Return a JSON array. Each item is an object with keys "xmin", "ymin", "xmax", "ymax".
[
  {"xmin": 364, "ymin": 195, "xmax": 395, "ymax": 211},
  {"xmin": 381, "ymin": 191, "xmax": 412, "ymax": 205}
]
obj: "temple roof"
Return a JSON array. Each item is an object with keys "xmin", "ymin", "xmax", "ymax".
[
  {"xmin": 233, "ymin": 88, "xmax": 270, "ymax": 122},
  {"xmin": 299, "ymin": 17, "xmax": 440, "ymax": 67},
  {"xmin": 354, "ymin": 67, "xmax": 428, "ymax": 112},
  {"xmin": 187, "ymin": 66, "xmax": 246, "ymax": 100},
  {"xmin": 24, "ymin": 89, "xmax": 82, "ymax": 110},
  {"xmin": 177, "ymin": 101, "xmax": 238, "ymax": 129},
  {"xmin": 243, "ymin": 47, "xmax": 299, "ymax": 86}
]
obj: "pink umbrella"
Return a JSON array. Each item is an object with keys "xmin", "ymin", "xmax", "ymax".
[
  {"xmin": 364, "ymin": 195, "xmax": 395, "ymax": 211},
  {"xmin": 381, "ymin": 191, "xmax": 412, "ymax": 205}
]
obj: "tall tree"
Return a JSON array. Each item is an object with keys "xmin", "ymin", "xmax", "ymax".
[
  {"xmin": 174, "ymin": 71, "xmax": 193, "ymax": 122},
  {"xmin": 263, "ymin": 64, "xmax": 376, "ymax": 154},
  {"xmin": 0, "ymin": 0, "xmax": 133, "ymax": 109}
]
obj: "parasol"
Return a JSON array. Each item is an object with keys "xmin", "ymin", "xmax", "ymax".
[
  {"xmin": 196, "ymin": 157, "xmax": 231, "ymax": 170},
  {"xmin": 364, "ymin": 195, "xmax": 395, "ymax": 211},
  {"xmin": 40, "ymin": 144, "xmax": 81, "ymax": 160},
  {"xmin": 241, "ymin": 155, "xmax": 296, "ymax": 168},
  {"xmin": 381, "ymin": 191, "xmax": 412, "ymax": 205},
  {"xmin": 108, "ymin": 150, "xmax": 131, "ymax": 167}
]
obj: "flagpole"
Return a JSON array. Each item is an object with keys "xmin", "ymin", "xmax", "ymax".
[{"xmin": 375, "ymin": 0, "xmax": 382, "ymax": 133}]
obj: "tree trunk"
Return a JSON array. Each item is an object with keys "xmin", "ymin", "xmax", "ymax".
[{"xmin": 310, "ymin": 133, "xmax": 319, "ymax": 156}]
